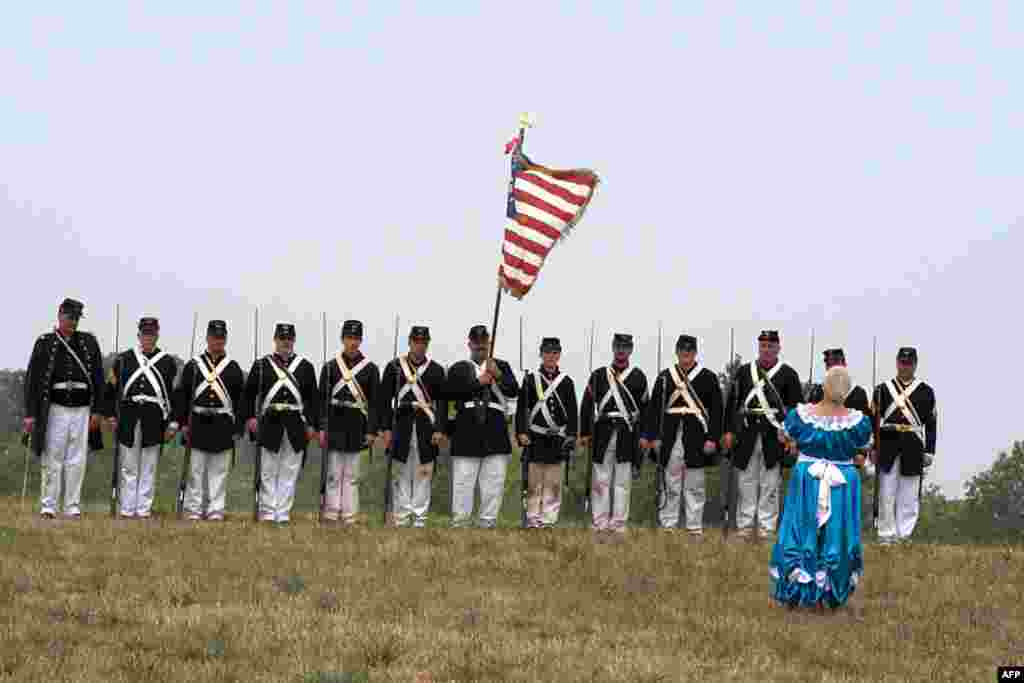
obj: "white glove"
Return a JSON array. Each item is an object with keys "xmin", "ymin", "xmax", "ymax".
[
  {"xmin": 923, "ymin": 453, "xmax": 933, "ymax": 469},
  {"xmin": 862, "ymin": 461, "xmax": 876, "ymax": 479}
]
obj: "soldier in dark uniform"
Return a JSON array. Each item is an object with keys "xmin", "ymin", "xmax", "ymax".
[
  {"xmin": 104, "ymin": 317, "xmax": 179, "ymax": 519},
  {"xmin": 377, "ymin": 326, "xmax": 447, "ymax": 528},
  {"xmin": 23, "ymin": 298, "xmax": 104, "ymax": 518},
  {"xmin": 807, "ymin": 348, "xmax": 870, "ymax": 414},
  {"xmin": 721, "ymin": 330, "xmax": 803, "ymax": 540},
  {"xmin": 243, "ymin": 323, "xmax": 319, "ymax": 524},
  {"xmin": 872, "ymin": 347, "xmax": 937, "ymax": 544},
  {"xmin": 641, "ymin": 334, "xmax": 723, "ymax": 536},
  {"xmin": 317, "ymin": 320, "xmax": 379, "ymax": 525},
  {"xmin": 443, "ymin": 325, "xmax": 519, "ymax": 528},
  {"xmin": 172, "ymin": 320, "xmax": 245, "ymax": 521},
  {"xmin": 579, "ymin": 333, "xmax": 648, "ymax": 533},
  {"xmin": 515, "ymin": 337, "xmax": 577, "ymax": 528}
]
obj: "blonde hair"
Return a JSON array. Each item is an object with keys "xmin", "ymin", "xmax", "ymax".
[{"xmin": 822, "ymin": 366, "xmax": 851, "ymax": 405}]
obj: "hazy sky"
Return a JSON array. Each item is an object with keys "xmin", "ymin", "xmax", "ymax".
[{"xmin": 2, "ymin": 3, "xmax": 1020, "ymax": 498}]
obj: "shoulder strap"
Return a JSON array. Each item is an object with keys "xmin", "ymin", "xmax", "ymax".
[
  {"xmin": 397, "ymin": 355, "xmax": 436, "ymax": 424},
  {"xmin": 261, "ymin": 354, "xmax": 305, "ymax": 415},
  {"xmin": 333, "ymin": 354, "xmax": 371, "ymax": 415},
  {"xmin": 667, "ymin": 364, "xmax": 709, "ymax": 431},
  {"xmin": 193, "ymin": 354, "xmax": 234, "ymax": 413},
  {"xmin": 124, "ymin": 348, "xmax": 171, "ymax": 417},
  {"xmin": 529, "ymin": 372, "xmax": 569, "ymax": 432},
  {"xmin": 602, "ymin": 366, "xmax": 639, "ymax": 423},
  {"xmin": 55, "ymin": 333, "xmax": 93, "ymax": 390}
]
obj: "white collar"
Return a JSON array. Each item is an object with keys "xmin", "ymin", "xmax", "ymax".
[{"xmin": 796, "ymin": 403, "xmax": 865, "ymax": 431}]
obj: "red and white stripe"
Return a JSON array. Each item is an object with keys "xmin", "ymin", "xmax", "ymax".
[{"xmin": 499, "ymin": 161, "xmax": 599, "ymax": 298}]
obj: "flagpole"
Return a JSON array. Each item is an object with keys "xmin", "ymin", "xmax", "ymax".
[
  {"xmin": 518, "ymin": 315, "xmax": 523, "ymax": 371},
  {"xmin": 488, "ymin": 285, "xmax": 503, "ymax": 360},
  {"xmin": 489, "ymin": 113, "xmax": 532, "ymax": 360}
]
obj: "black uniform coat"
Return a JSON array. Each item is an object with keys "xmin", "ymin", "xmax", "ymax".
[
  {"xmin": 515, "ymin": 367, "xmax": 577, "ymax": 465},
  {"xmin": 579, "ymin": 364, "xmax": 648, "ymax": 466},
  {"xmin": 103, "ymin": 348, "xmax": 179, "ymax": 449},
  {"xmin": 318, "ymin": 352, "xmax": 380, "ymax": 453},
  {"xmin": 242, "ymin": 353, "xmax": 319, "ymax": 453},
  {"xmin": 377, "ymin": 356, "xmax": 447, "ymax": 465},
  {"xmin": 726, "ymin": 361, "xmax": 803, "ymax": 471},
  {"xmin": 444, "ymin": 357, "xmax": 519, "ymax": 457},
  {"xmin": 172, "ymin": 352, "xmax": 245, "ymax": 453},
  {"xmin": 642, "ymin": 364, "xmax": 723, "ymax": 469},
  {"xmin": 872, "ymin": 378, "xmax": 937, "ymax": 477},
  {"xmin": 25, "ymin": 329, "xmax": 105, "ymax": 455},
  {"xmin": 807, "ymin": 384, "xmax": 872, "ymax": 418}
]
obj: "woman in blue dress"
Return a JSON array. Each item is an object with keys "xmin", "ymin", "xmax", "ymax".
[{"xmin": 770, "ymin": 366, "xmax": 873, "ymax": 609}]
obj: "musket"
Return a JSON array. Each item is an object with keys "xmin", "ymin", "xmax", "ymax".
[
  {"xmin": 520, "ymin": 369, "xmax": 528, "ymax": 528},
  {"xmin": 653, "ymin": 321, "xmax": 666, "ymax": 528},
  {"xmin": 721, "ymin": 328, "xmax": 735, "ymax": 538},
  {"xmin": 377, "ymin": 315, "xmax": 400, "ymax": 466},
  {"xmin": 520, "ymin": 325, "xmax": 531, "ymax": 529},
  {"xmin": 383, "ymin": 314, "xmax": 399, "ymax": 526},
  {"xmin": 21, "ymin": 433, "xmax": 31, "ymax": 512},
  {"xmin": 519, "ymin": 315, "xmax": 524, "ymax": 373},
  {"xmin": 110, "ymin": 304, "xmax": 121, "ymax": 517},
  {"xmin": 253, "ymin": 307, "xmax": 263, "ymax": 522},
  {"xmin": 559, "ymin": 319, "xmax": 575, "ymax": 507},
  {"xmin": 319, "ymin": 312, "xmax": 329, "ymax": 524},
  {"xmin": 871, "ymin": 336, "xmax": 881, "ymax": 531},
  {"xmin": 806, "ymin": 329, "xmax": 815, "ymax": 401},
  {"xmin": 176, "ymin": 313, "xmax": 198, "ymax": 519},
  {"xmin": 584, "ymin": 321, "xmax": 596, "ymax": 518},
  {"xmin": 753, "ymin": 358, "xmax": 792, "ymax": 521}
]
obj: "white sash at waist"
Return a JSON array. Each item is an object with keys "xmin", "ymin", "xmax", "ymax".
[{"xmin": 797, "ymin": 454, "xmax": 852, "ymax": 528}]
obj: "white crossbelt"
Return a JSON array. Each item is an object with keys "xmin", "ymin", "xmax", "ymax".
[
  {"xmin": 192, "ymin": 354, "xmax": 234, "ymax": 416},
  {"xmin": 797, "ymin": 453, "xmax": 852, "ymax": 528},
  {"xmin": 666, "ymin": 364, "xmax": 708, "ymax": 432},
  {"xmin": 881, "ymin": 379, "xmax": 926, "ymax": 447},
  {"xmin": 529, "ymin": 372, "xmax": 568, "ymax": 436},
  {"xmin": 743, "ymin": 362, "xmax": 784, "ymax": 429},
  {"xmin": 54, "ymin": 332, "xmax": 93, "ymax": 392},
  {"xmin": 332, "ymin": 354, "xmax": 371, "ymax": 416},
  {"xmin": 123, "ymin": 348, "xmax": 170, "ymax": 419},
  {"xmin": 261, "ymin": 354, "xmax": 307, "ymax": 420},
  {"xmin": 397, "ymin": 356, "xmax": 436, "ymax": 424},
  {"xmin": 469, "ymin": 359, "xmax": 511, "ymax": 415},
  {"xmin": 598, "ymin": 365, "xmax": 639, "ymax": 426}
]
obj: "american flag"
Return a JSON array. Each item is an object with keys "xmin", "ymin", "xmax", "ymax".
[{"xmin": 498, "ymin": 147, "xmax": 599, "ymax": 299}]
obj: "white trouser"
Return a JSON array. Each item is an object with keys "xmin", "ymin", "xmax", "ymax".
[
  {"xmin": 877, "ymin": 455, "xmax": 920, "ymax": 541},
  {"xmin": 736, "ymin": 434, "xmax": 781, "ymax": 534},
  {"xmin": 391, "ymin": 425, "xmax": 433, "ymax": 527},
  {"xmin": 659, "ymin": 430, "xmax": 706, "ymax": 533},
  {"xmin": 591, "ymin": 432, "xmax": 633, "ymax": 531},
  {"xmin": 526, "ymin": 462, "xmax": 563, "ymax": 528},
  {"xmin": 324, "ymin": 451, "xmax": 361, "ymax": 523},
  {"xmin": 40, "ymin": 405, "xmax": 90, "ymax": 516},
  {"xmin": 120, "ymin": 422, "xmax": 161, "ymax": 517},
  {"xmin": 185, "ymin": 448, "xmax": 230, "ymax": 519},
  {"xmin": 451, "ymin": 454, "xmax": 509, "ymax": 528},
  {"xmin": 259, "ymin": 438, "xmax": 303, "ymax": 522}
]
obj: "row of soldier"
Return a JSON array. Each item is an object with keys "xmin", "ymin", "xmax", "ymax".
[{"xmin": 23, "ymin": 297, "xmax": 938, "ymax": 543}]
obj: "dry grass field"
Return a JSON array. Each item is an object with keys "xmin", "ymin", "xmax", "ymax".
[
  {"xmin": 2, "ymin": 498, "xmax": 1022, "ymax": 682},
  {"xmin": 1, "ymin": 437, "xmax": 1021, "ymax": 681}
]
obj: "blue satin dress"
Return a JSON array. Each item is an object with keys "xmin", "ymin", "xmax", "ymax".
[{"xmin": 769, "ymin": 404, "xmax": 873, "ymax": 608}]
